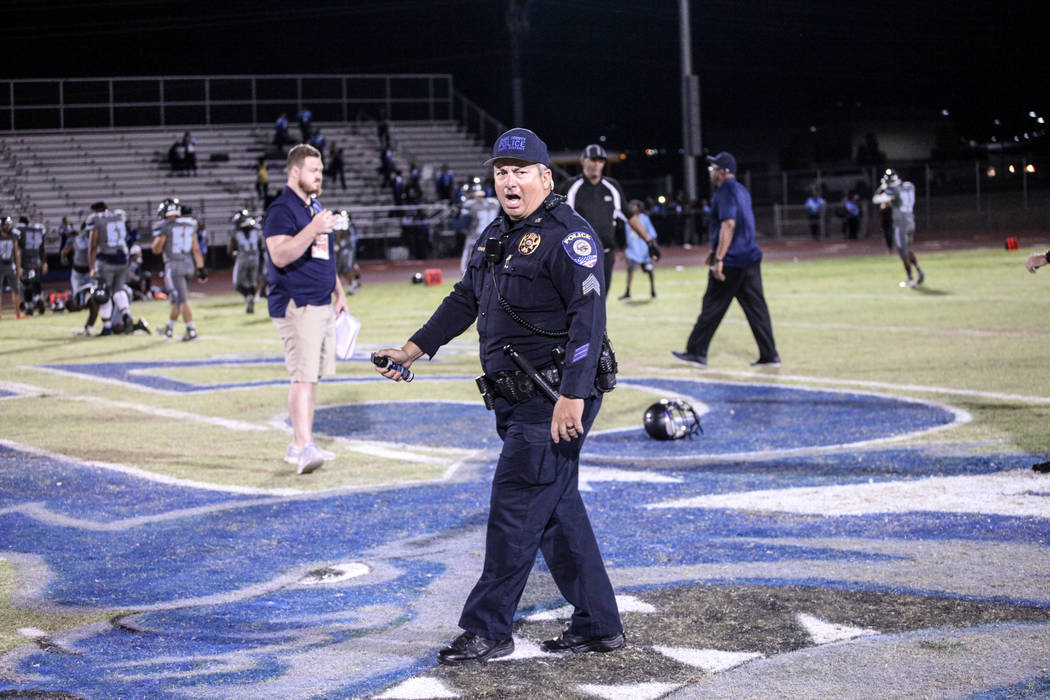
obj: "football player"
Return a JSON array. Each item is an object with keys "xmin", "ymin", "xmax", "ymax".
[
  {"xmin": 230, "ymin": 209, "xmax": 262, "ymax": 313},
  {"xmin": 0, "ymin": 216, "xmax": 22, "ymax": 320},
  {"xmin": 60, "ymin": 218, "xmax": 100, "ymax": 335},
  {"xmin": 152, "ymin": 198, "xmax": 207, "ymax": 340},
  {"xmin": 87, "ymin": 201, "xmax": 136, "ymax": 334},
  {"xmin": 873, "ymin": 169, "xmax": 925, "ymax": 287},
  {"xmin": 17, "ymin": 217, "xmax": 48, "ymax": 316}
]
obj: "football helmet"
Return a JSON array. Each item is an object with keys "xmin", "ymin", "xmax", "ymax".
[
  {"xmin": 0, "ymin": 216, "xmax": 12, "ymax": 230},
  {"xmin": 231, "ymin": 209, "xmax": 256, "ymax": 230},
  {"xmin": 90, "ymin": 281, "xmax": 111, "ymax": 305},
  {"xmin": 643, "ymin": 399, "xmax": 703, "ymax": 440},
  {"xmin": 157, "ymin": 198, "xmax": 183, "ymax": 219},
  {"xmin": 880, "ymin": 168, "xmax": 901, "ymax": 188}
]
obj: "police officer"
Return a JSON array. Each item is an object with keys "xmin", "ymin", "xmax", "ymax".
[
  {"xmin": 559, "ymin": 143, "xmax": 653, "ymax": 290},
  {"xmin": 374, "ymin": 128, "xmax": 624, "ymax": 665}
]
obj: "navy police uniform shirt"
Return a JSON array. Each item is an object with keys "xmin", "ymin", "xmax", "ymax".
[
  {"xmin": 710, "ymin": 177, "xmax": 763, "ymax": 268},
  {"xmin": 263, "ymin": 185, "xmax": 337, "ymax": 317},
  {"xmin": 558, "ymin": 175, "xmax": 630, "ymax": 252},
  {"xmin": 411, "ymin": 192, "xmax": 606, "ymax": 403}
]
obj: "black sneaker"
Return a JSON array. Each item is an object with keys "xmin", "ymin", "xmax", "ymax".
[
  {"xmin": 750, "ymin": 356, "xmax": 782, "ymax": 367},
  {"xmin": 671, "ymin": 350, "xmax": 707, "ymax": 368},
  {"xmin": 163, "ymin": 326, "xmax": 174, "ymax": 340},
  {"xmin": 182, "ymin": 328, "xmax": 198, "ymax": 342},
  {"xmin": 133, "ymin": 319, "xmax": 151, "ymax": 335},
  {"xmin": 437, "ymin": 632, "xmax": 514, "ymax": 666},
  {"xmin": 100, "ymin": 327, "xmax": 114, "ymax": 336},
  {"xmin": 541, "ymin": 627, "xmax": 625, "ymax": 654},
  {"xmin": 246, "ymin": 297, "xmax": 254, "ymax": 314},
  {"xmin": 618, "ymin": 292, "xmax": 631, "ymax": 301}
]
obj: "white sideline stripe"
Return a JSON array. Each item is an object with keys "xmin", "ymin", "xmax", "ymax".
[
  {"xmin": 653, "ymin": 646, "xmax": 763, "ymax": 672},
  {"xmin": 647, "ymin": 468, "xmax": 1050, "ymax": 518},
  {"xmin": 64, "ymin": 394, "xmax": 270, "ymax": 432},
  {"xmin": 375, "ymin": 678, "xmax": 460, "ymax": 699},
  {"xmin": 797, "ymin": 613, "xmax": 880, "ymax": 644},
  {"xmin": 644, "ymin": 365, "xmax": 1050, "ymax": 405},
  {"xmin": 0, "ymin": 438, "xmax": 302, "ymax": 496},
  {"xmin": 576, "ymin": 682, "xmax": 683, "ymax": 700}
]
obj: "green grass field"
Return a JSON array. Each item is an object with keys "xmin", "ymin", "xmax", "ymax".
[{"xmin": 1, "ymin": 246, "xmax": 1047, "ymax": 497}]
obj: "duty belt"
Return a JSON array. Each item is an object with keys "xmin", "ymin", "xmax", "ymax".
[{"xmin": 481, "ymin": 366, "xmax": 561, "ymax": 406}]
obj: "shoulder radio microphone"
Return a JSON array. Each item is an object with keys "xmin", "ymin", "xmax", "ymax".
[{"xmin": 371, "ymin": 352, "xmax": 414, "ymax": 382}]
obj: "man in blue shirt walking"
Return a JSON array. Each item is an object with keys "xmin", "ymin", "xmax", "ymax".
[
  {"xmin": 264, "ymin": 144, "xmax": 349, "ymax": 474},
  {"xmin": 672, "ymin": 151, "xmax": 780, "ymax": 368}
]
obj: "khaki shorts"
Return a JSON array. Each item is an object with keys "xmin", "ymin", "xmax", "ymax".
[{"xmin": 272, "ymin": 300, "xmax": 336, "ymax": 382}]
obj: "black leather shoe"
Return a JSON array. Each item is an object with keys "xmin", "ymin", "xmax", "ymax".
[
  {"xmin": 541, "ymin": 628, "xmax": 625, "ymax": 654},
  {"xmin": 437, "ymin": 631, "xmax": 513, "ymax": 666}
]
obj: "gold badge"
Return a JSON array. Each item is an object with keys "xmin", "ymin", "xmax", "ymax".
[{"xmin": 518, "ymin": 232, "xmax": 541, "ymax": 255}]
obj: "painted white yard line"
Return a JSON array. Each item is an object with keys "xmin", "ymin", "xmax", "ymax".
[
  {"xmin": 0, "ymin": 437, "xmax": 302, "ymax": 496},
  {"xmin": 617, "ymin": 316, "xmax": 1050, "ymax": 338},
  {"xmin": 647, "ymin": 468, "xmax": 1049, "ymax": 518},
  {"xmin": 642, "ymin": 365, "xmax": 1050, "ymax": 405}
]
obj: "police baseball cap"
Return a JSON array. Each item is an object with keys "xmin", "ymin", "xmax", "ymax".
[
  {"xmin": 581, "ymin": 143, "xmax": 607, "ymax": 160},
  {"xmin": 706, "ymin": 151, "xmax": 737, "ymax": 173},
  {"xmin": 484, "ymin": 128, "xmax": 550, "ymax": 167}
]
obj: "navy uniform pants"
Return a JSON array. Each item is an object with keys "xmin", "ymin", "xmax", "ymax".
[
  {"xmin": 685, "ymin": 261, "xmax": 778, "ymax": 362},
  {"xmin": 458, "ymin": 395, "xmax": 622, "ymax": 640}
]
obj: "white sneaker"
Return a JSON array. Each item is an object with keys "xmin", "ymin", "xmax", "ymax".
[
  {"xmin": 297, "ymin": 442, "xmax": 325, "ymax": 475},
  {"xmin": 286, "ymin": 443, "xmax": 336, "ymax": 465}
]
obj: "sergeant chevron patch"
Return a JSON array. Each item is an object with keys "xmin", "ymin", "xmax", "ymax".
[{"xmin": 582, "ymin": 273, "xmax": 601, "ymax": 296}]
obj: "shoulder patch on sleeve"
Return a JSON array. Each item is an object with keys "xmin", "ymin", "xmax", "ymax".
[{"xmin": 561, "ymin": 230, "xmax": 599, "ymax": 268}]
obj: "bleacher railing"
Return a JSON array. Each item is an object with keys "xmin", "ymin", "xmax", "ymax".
[{"xmin": 0, "ymin": 74, "xmax": 477, "ymax": 132}]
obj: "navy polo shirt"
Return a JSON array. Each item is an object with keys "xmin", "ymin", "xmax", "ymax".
[
  {"xmin": 263, "ymin": 185, "xmax": 337, "ymax": 317},
  {"xmin": 710, "ymin": 177, "xmax": 762, "ymax": 268}
]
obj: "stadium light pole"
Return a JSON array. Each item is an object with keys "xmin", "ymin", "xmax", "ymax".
[{"xmin": 679, "ymin": 0, "xmax": 701, "ymax": 202}]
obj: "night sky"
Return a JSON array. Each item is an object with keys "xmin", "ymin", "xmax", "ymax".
[{"xmin": 1, "ymin": 0, "xmax": 1043, "ymax": 153}]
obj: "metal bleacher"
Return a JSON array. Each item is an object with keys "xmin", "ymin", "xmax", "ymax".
[
  {"xmin": 0, "ymin": 119, "xmax": 492, "ymax": 257},
  {"xmin": 0, "ymin": 74, "xmax": 507, "ymax": 260}
]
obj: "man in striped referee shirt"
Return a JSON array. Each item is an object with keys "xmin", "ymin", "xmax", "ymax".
[{"xmin": 558, "ymin": 143, "xmax": 653, "ymax": 289}]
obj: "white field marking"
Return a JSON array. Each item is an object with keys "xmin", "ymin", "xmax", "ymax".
[
  {"xmin": 577, "ymin": 466, "xmax": 682, "ymax": 492},
  {"xmin": 643, "ymin": 365, "xmax": 1050, "ymax": 405},
  {"xmin": 64, "ymin": 393, "xmax": 271, "ymax": 432},
  {"xmin": 17, "ymin": 627, "xmax": 48, "ymax": 639},
  {"xmin": 296, "ymin": 561, "xmax": 370, "ymax": 586},
  {"xmin": 493, "ymin": 635, "xmax": 547, "ymax": 661},
  {"xmin": 797, "ymin": 613, "xmax": 880, "ymax": 645},
  {"xmin": 0, "ymin": 381, "xmax": 47, "ymax": 399},
  {"xmin": 375, "ymin": 677, "xmax": 460, "ymax": 699},
  {"xmin": 647, "ymin": 468, "xmax": 1049, "ymax": 518},
  {"xmin": 0, "ymin": 438, "xmax": 302, "ymax": 497},
  {"xmin": 524, "ymin": 595, "xmax": 656, "ymax": 622},
  {"xmin": 576, "ymin": 682, "xmax": 683, "ymax": 700},
  {"xmin": 653, "ymin": 646, "xmax": 764, "ymax": 672}
]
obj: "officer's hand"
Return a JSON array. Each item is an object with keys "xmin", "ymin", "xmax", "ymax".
[
  {"xmin": 1025, "ymin": 252, "xmax": 1047, "ymax": 274},
  {"xmin": 372, "ymin": 342, "xmax": 421, "ymax": 382},
  {"xmin": 711, "ymin": 260, "xmax": 725, "ymax": 282},
  {"xmin": 647, "ymin": 241, "xmax": 662, "ymax": 262},
  {"xmin": 552, "ymin": 396, "xmax": 585, "ymax": 443}
]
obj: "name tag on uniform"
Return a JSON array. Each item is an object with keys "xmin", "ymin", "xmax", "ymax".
[{"xmin": 311, "ymin": 233, "xmax": 330, "ymax": 260}]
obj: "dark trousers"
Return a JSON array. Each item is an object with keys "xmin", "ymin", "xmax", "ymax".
[
  {"xmin": 602, "ymin": 249, "xmax": 615, "ymax": 291},
  {"xmin": 458, "ymin": 396, "xmax": 622, "ymax": 640},
  {"xmin": 685, "ymin": 262, "xmax": 778, "ymax": 361}
]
